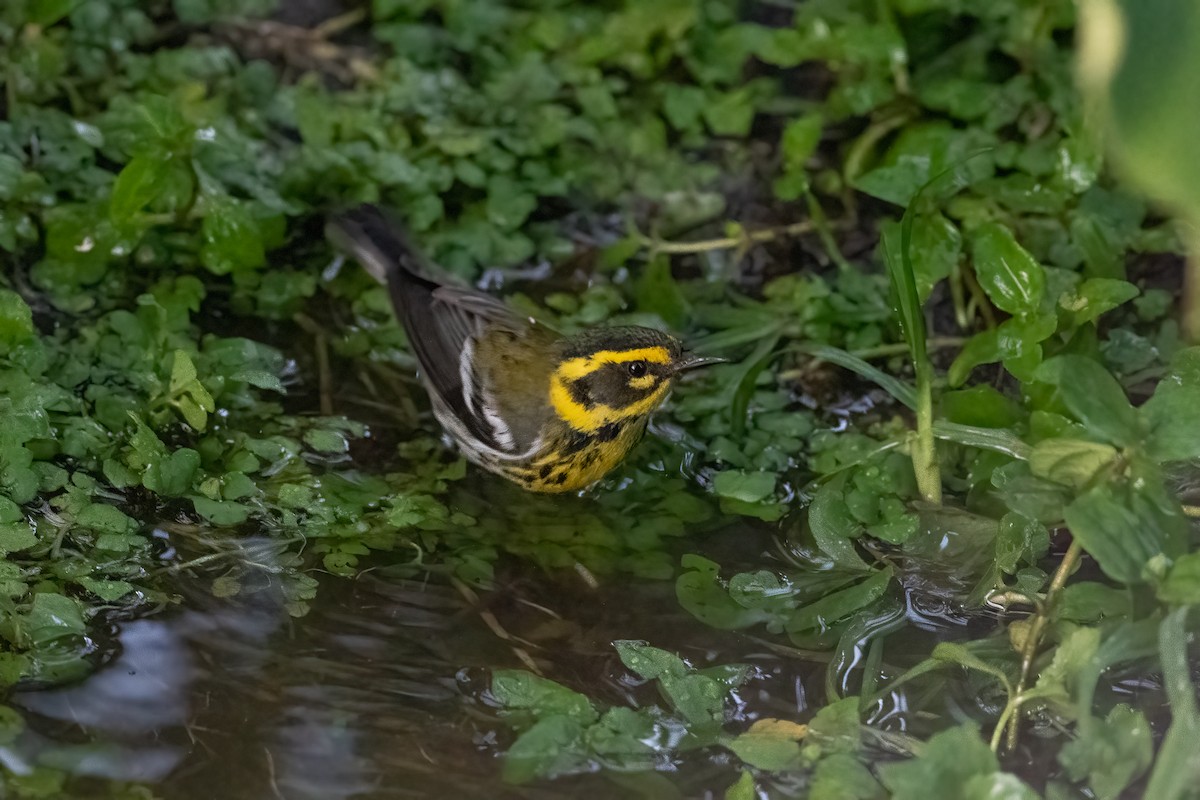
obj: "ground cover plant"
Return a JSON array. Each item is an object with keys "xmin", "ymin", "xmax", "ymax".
[{"xmin": 0, "ymin": 0, "xmax": 1198, "ymax": 797}]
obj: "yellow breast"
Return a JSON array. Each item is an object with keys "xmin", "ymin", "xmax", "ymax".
[{"xmin": 503, "ymin": 419, "xmax": 647, "ymax": 493}]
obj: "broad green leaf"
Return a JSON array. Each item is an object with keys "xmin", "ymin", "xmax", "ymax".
[
  {"xmin": 881, "ymin": 213, "xmax": 961, "ymax": 303},
  {"xmin": 804, "ymin": 696, "xmax": 863, "ymax": 757},
  {"xmin": 109, "ymin": 155, "xmax": 169, "ymax": 223},
  {"xmin": 807, "ymin": 478, "xmax": 870, "ymax": 571},
  {"xmin": 1029, "ymin": 438, "xmax": 1118, "ymax": 489},
  {"xmin": 1063, "ymin": 476, "xmax": 1186, "ymax": 585},
  {"xmin": 676, "ymin": 556, "xmax": 775, "ymax": 630},
  {"xmin": 502, "ymin": 715, "xmax": 585, "ymax": 783},
  {"xmin": 879, "ymin": 726, "xmax": 999, "ymax": 800},
  {"xmin": 970, "ymin": 222, "xmax": 1046, "ymax": 315},
  {"xmin": 1035, "ymin": 356, "xmax": 1141, "ymax": 447},
  {"xmin": 1058, "ymin": 704, "xmax": 1152, "ymax": 800},
  {"xmin": 201, "ymin": 198, "xmax": 266, "ymax": 274},
  {"xmin": 0, "ymin": 521, "xmax": 37, "ymax": 553},
  {"xmin": 25, "ymin": 592, "xmax": 85, "ymax": 643},
  {"xmin": 785, "ymin": 567, "xmax": 892, "ymax": 636},
  {"xmin": 491, "ymin": 670, "xmax": 597, "ymax": 725},
  {"xmin": 1061, "ymin": 278, "xmax": 1138, "ymax": 325},
  {"xmin": 712, "ymin": 470, "xmax": 775, "ymax": 503},
  {"xmin": 76, "ymin": 578, "xmax": 135, "ymax": 602},
  {"xmin": 614, "ymin": 640, "xmax": 687, "ymax": 681},
  {"xmin": 1158, "ymin": 551, "xmax": 1200, "ymax": 605},
  {"xmin": 0, "ymin": 289, "xmax": 35, "ymax": 348},
  {"xmin": 1142, "ymin": 346, "xmax": 1200, "ymax": 462},
  {"xmin": 811, "ymin": 752, "xmax": 883, "ymax": 800},
  {"xmin": 940, "ymin": 385, "xmax": 1021, "ymax": 428},
  {"xmin": 74, "ymin": 503, "xmax": 137, "ymax": 535},
  {"xmin": 725, "ymin": 718, "xmax": 806, "ymax": 771}
]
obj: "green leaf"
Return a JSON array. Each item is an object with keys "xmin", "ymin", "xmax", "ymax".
[
  {"xmin": 191, "ymin": 496, "xmax": 249, "ymax": 526},
  {"xmin": 201, "ymin": 198, "xmax": 266, "ymax": 275},
  {"xmin": 502, "ymin": 715, "xmax": 585, "ymax": 783},
  {"xmin": 0, "ymin": 521, "xmax": 37, "ymax": 553},
  {"xmin": 1061, "ymin": 278, "xmax": 1139, "ymax": 325},
  {"xmin": 1029, "ymin": 438, "xmax": 1118, "ymax": 489},
  {"xmin": 970, "ymin": 222, "xmax": 1046, "ymax": 315},
  {"xmin": 880, "ymin": 726, "xmax": 1000, "ymax": 800},
  {"xmin": 785, "ymin": 567, "xmax": 892, "ymax": 637},
  {"xmin": 1063, "ymin": 476, "xmax": 1186, "ymax": 585},
  {"xmin": 0, "ymin": 289, "xmax": 35, "ymax": 348},
  {"xmin": 635, "ymin": 255, "xmax": 688, "ymax": 329},
  {"xmin": 1058, "ymin": 705, "xmax": 1153, "ymax": 800},
  {"xmin": 1158, "ymin": 552, "xmax": 1200, "ymax": 605},
  {"xmin": 804, "ymin": 696, "xmax": 863, "ymax": 757},
  {"xmin": 109, "ymin": 155, "xmax": 170, "ymax": 223},
  {"xmin": 76, "ymin": 578, "xmax": 135, "ymax": 602},
  {"xmin": 1142, "ymin": 346, "xmax": 1200, "ymax": 462},
  {"xmin": 810, "ymin": 753, "xmax": 883, "ymax": 800},
  {"xmin": 1143, "ymin": 608, "xmax": 1200, "ymax": 800},
  {"xmin": 808, "ymin": 478, "xmax": 870, "ymax": 571},
  {"xmin": 676, "ymin": 556, "xmax": 775, "ymax": 630},
  {"xmin": 25, "ymin": 592, "xmax": 85, "ymax": 643},
  {"xmin": 75, "ymin": 503, "xmax": 137, "ymax": 535},
  {"xmin": 940, "ymin": 385, "xmax": 1021, "ymax": 428},
  {"xmin": 491, "ymin": 670, "xmax": 597, "ymax": 725},
  {"xmin": 882, "ymin": 213, "xmax": 961, "ymax": 303},
  {"xmin": 724, "ymin": 771, "xmax": 756, "ymax": 800},
  {"xmin": 711, "ymin": 470, "xmax": 775, "ymax": 503},
  {"xmin": 1035, "ymin": 356, "xmax": 1142, "ymax": 447},
  {"xmin": 726, "ymin": 718, "xmax": 806, "ymax": 770},
  {"xmin": 930, "ymin": 642, "xmax": 1012, "ymax": 695},
  {"xmin": 614, "ymin": 640, "xmax": 687, "ymax": 681}
]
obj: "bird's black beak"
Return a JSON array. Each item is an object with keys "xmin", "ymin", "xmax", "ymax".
[{"xmin": 673, "ymin": 353, "xmax": 728, "ymax": 373}]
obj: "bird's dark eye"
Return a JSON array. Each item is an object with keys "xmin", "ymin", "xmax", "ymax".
[{"xmin": 628, "ymin": 361, "xmax": 648, "ymax": 378}]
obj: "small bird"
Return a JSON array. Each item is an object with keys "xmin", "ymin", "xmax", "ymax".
[{"xmin": 327, "ymin": 204, "xmax": 722, "ymax": 493}]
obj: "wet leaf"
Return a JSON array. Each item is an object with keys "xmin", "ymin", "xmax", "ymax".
[
  {"xmin": 726, "ymin": 718, "xmax": 806, "ymax": 770},
  {"xmin": 1063, "ymin": 470, "xmax": 1186, "ymax": 584},
  {"xmin": 970, "ymin": 222, "xmax": 1046, "ymax": 315},
  {"xmin": 1029, "ymin": 438, "xmax": 1118, "ymax": 489},
  {"xmin": 1059, "ymin": 704, "xmax": 1153, "ymax": 800},
  {"xmin": 1035, "ymin": 356, "xmax": 1142, "ymax": 447},
  {"xmin": 492, "ymin": 670, "xmax": 597, "ymax": 725},
  {"xmin": 879, "ymin": 726, "xmax": 1001, "ymax": 800}
]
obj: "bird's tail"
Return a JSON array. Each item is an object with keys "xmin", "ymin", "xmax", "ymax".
[{"xmin": 326, "ymin": 203, "xmax": 442, "ymax": 327}]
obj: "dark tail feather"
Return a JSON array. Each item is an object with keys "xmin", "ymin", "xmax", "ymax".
[{"xmin": 326, "ymin": 203, "xmax": 440, "ymax": 328}]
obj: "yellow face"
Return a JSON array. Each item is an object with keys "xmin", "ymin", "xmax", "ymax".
[{"xmin": 548, "ymin": 345, "xmax": 677, "ymax": 435}]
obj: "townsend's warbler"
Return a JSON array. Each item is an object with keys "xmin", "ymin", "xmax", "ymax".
[{"xmin": 328, "ymin": 205, "xmax": 721, "ymax": 493}]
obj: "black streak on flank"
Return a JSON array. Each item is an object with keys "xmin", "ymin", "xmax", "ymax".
[
  {"xmin": 563, "ymin": 431, "xmax": 591, "ymax": 455},
  {"xmin": 597, "ymin": 422, "xmax": 622, "ymax": 442},
  {"xmin": 539, "ymin": 464, "xmax": 553, "ymax": 480}
]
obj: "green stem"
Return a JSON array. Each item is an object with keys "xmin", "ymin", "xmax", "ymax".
[
  {"xmin": 638, "ymin": 219, "xmax": 815, "ymax": 255},
  {"xmin": 1004, "ymin": 538, "xmax": 1083, "ymax": 752},
  {"xmin": 912, "ymin": 360, "xmax": 942, "ymax": 504}
]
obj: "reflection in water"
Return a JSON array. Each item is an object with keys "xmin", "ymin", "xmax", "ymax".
[{"xmin": 1, "ymin": 517, "xmax": 1030, "ymax": 799}]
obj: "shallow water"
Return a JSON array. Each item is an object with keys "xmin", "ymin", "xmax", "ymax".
[{"xmin": 3, "ymin": 506, "xmax": 1021, "ymax": 800}]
